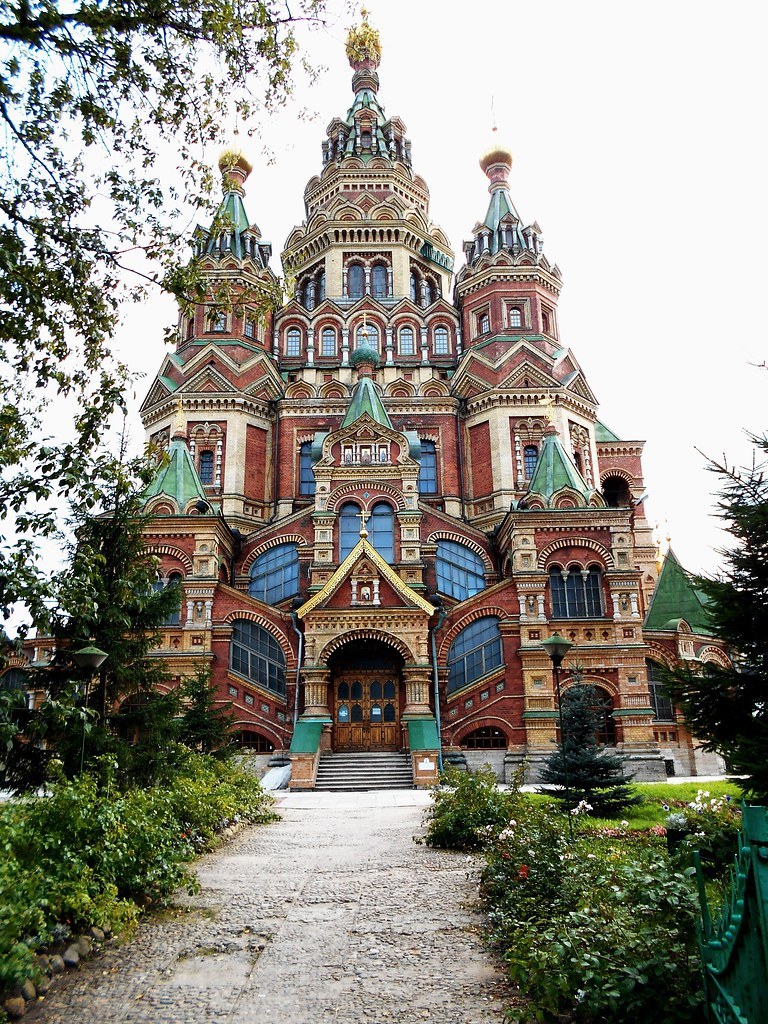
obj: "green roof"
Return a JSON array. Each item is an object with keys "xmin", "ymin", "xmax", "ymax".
[
  {"xmin": 341, "ymin": 377, "xmax": 393, "ymax": 429},
  {"xmin": 143, "ymin": 437, "xmax": 209, "ymax": 511},
  {"xmin": 526, "ymin": 426, "xmax": 593, "ymax": 504},
  {"xmin": 595, "ymin": 420, "xmax": 622, "ymax": 442},
  {"xmin": 644, "ymin": 548, "xmax": 714, "ymax": 634}
]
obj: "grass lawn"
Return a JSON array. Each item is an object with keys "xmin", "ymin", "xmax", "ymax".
[{"xmin": 526, "ymin": 779, "xmax": 744, "ymax": 829}]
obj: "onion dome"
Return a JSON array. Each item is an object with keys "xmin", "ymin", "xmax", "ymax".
[
  {"xmin": 480, "ymin": 131, "xmax": 513, "ymax": 191},
  {"xmin": 218, "ymin": 147, "xmax": 253, "ymax": 192},
  {"xmin": 345, "ymin": 9, "xmax": 382, "ymax": 72}
]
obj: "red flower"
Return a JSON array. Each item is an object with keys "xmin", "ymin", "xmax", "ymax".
[{"xmin": 518, "ymin": 864, "xmax": 529, "ymax": 880}]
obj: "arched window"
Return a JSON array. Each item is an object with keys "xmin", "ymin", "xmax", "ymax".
[
  {"xmin": 198, "ymin": 450, "xmax": 214, "ymax": 485},
  {"xmin": 418, "ymin": 440, "xmax": 437, "ymax": 494},
  {"xmin": 602, "ymin": 475, "xmax": 632, "ymax": 508},
  {"xmin": 433, "ymin": 326, "xmax": 449, "ymax": 354},
  {"xmin": 210, "ymin": 310, "xmax": 226, "ymax": 332},
  {"xmin": 348, "ymin": 264, "xmax": 364, "ymax": 299},
  {"xmin": 1, "ymin": 669, "xmax": 27, "ymax": 692},
  {"xmin": 244, "ymin": 317, "xmax": 256, "ymax": 339},
  {"xmin": 549, "ymin": 564, "xmax": 604, "ymax": 618},
  {"xmin": 368, "ymin": 502, "xmax": 395, "ymax": 562},
  {"xmin": 356, "ymin": 323, "xmax": 379, "ymax": 350},
  {"xmin": 317, "ymin": 271, "xmax": 326, "ymax": 303},
  {"xmin": 153, "ymin": 572, "xmax": 183, "ymax": 626},
  {"xmin": 286, "ymin": 327, "xmax": 301, "ymax": 357},
  {"xmin": 371, "ymin": 264, "xmax": 388, "ymax": 299},
  {"xmin": 479, "ymin": 313, "xmax": 490, "ymax": 334},
  {"xmin": 646, "ymin": 659, "xmax": 676, "ymax": 722},
  {"xmin": 508, "ymin": 306, "xmax": 522, "ymax": 328},
  {"xmin": 436, "ymin": 540, "xmax": 485, "ymax": 600},
  {"xmin": 238, "ymin": 731, "xmax": 274, "ymax": 752},
  {"xmin": 447, "ymin": 617, "xmax": 502, "ymax": 694},
  {"xmin": 590, "ymin": 686, "xmax": 616, "ymax": 745},
  {"xmin": 320, "ymin": 327, "xmax": 336, "ymax": 357},
  {"xmin": 302, "ymin": 278, "xmax": 315, "ymax": 310},
  {"xmin": 339, "ymin": 502, "xmax": 362, "ymax": 561},
  {"xmin": 299, "ymin": 441, "xmax": 315, "ymax": 497},
  {"xmin": 523, "ymin": 445, "xmax": 538, "ymax": 478},
  {"xmin": 410, "ymin": 271, "xmax": 419, "ymax": 303},
  {"xmin": 230, "ymin": 620, "xmax": 286, "ymax": 695},
  {"xmin": 249, "ymin": 543, "xmax": 300, "ymax": 604},
  {"xmin": 399, "ymin": 326, "xmax": 415, "ymax": 355},
  {"xmin": 422, "ymin": 280, "xmax": 433, "ymax": 306},
  {"xmin": 461, "ymin": 727, "xmax": 507, "ymax": 749}
]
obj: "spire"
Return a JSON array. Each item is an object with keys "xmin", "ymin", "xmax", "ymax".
[
  {"xmin": 321, "ymin": 13, "xmax": 412, "ymax": 169},
  {"xmin": 645, "ymin": 549, "xmax": 713, "ymax": 634},
  {"xmin": 197, "ymin": 147, "xmax": 272, "ymax": 266},
  {"xmin": 463, "ymin": 129, "xmax": 543, "ymax": 264},
  {"xmin": 341, "ymin": 377, "xmax": 393, "ymax": 430},
  {"xmin": 143, "ymin": 435, "xmax": 210, "ymax": 513},
  {"xmin": 524, "ymin": 423, "xmax": 594, "ymax": 505}
]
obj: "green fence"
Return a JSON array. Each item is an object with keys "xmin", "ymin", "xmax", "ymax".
[{"xmin": 695, "ymin": 805, "xmax": 768, "ymax": 1024}]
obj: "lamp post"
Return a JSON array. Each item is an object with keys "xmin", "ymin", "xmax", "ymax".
[
  {"xmin": 541, "ymin": 632, "xmax": 574, "ymax": 839},
  {"xmin": 72, "ymin": 645, "xmax": 108, "ymax": 772}
]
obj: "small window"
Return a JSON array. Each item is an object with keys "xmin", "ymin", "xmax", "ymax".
[
  {"xmin": 508, "ymin": 306, "xmax": 522, "ymax": 328},
  {"xmin": 371, "ymin": 264, "xmax": 388, "ymax": 299},
  {"xmin": 410, "ymin": 271, "xmax": 419, "ymax": 303},
  {"xmin": 286, "ymin": 328, "xmax": 301, "ymax": 357},
  {"xmin": 462, "ymin": 727, "xmax": 507, "ymax": 749},
  {"xmin": 210, "ymin": 311, "xmax": 227, "ymax": 332},
  {"xmin": 199, "ymin": 450, "xmax": 214, "ymax": 485},
  {"xmin": 299, "ymin": 441, "xmax": 315, "ymax": 497},
  {"xmin": 244, "ymin": 317, "xmax": 256, "ymax": 339},
  {"xmin": 542, "ymin": 309, "xmax": 551, "ymax": 334},
  {"xmin": 356, "ymin": 323, "xmax": 379, "ymax": 350},
  {"xmin": 348, "ymin": 264, "xmax": 364, "ymax": 299},
  {"xmin": 302, "ymin": 278, "xmax": 315, "ymax": 310},
  {"xmin": 399, "ymin": 326, "xmax": 415, "ymax": 355},
  {"xmin": 418, "ymin": 440, "xmax": 437, "ymax": 495},
  {"xmin": 479, "ymin": 312, "xmax": 490, "ymax": 335},
  {"xmin": 321, "ymin": 327, "xmax": 336, "ymax": 357},
  {"xmin": 422, "ymin": 280, "xmax": 433, "ymax": 307},
  {"xmin": 238, "ymin": 731, "xmax": 274, "ymax": 752},
  {"xmin": 523, "ymin": 445, "xmax": 538, "ymax": 479},
  {"xmin": 317, "ymin": 271, "xmax": 326, "ymax": 303},
  {"xmin": 433, "ymin": 326, "xmax": 449, "ymax": 354},
  {"xmin": 153, "ymin": 571, "xmax": 183, "ymax": 626},
  {"xmin": 646, "ymin": 660, "xmax": 676, "ymax": 722}
]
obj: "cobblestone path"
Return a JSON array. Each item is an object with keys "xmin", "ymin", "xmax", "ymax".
[{"xmin": 27, "ymin": 792, "xmax": 511, "ymax": 1024}]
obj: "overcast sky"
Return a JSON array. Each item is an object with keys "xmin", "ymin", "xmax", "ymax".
[{"xmin": 116, "ymin": 0, "xmax": 767, "ymax": 579}]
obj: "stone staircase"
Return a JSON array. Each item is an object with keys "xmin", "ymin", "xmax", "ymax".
[{"xmin": 314, "ymin": 751, "xmax": 413, "ymax": 791}]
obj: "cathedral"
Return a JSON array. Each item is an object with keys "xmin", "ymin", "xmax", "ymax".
[{"xmin": 135, "ymin": 18, "xmax": 727, "ymax": 788}]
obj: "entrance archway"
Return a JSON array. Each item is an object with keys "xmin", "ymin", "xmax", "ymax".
[{"xmin": 329, "ymin": 640, "xmax": 404, "ymax": 752}]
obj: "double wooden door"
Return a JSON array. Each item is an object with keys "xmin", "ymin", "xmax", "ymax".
[{"xmin": 334, "ymin": 669, "xmax": 400, "ymax": 751}]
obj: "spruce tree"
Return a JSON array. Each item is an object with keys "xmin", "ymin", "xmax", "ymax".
[
  {"xmin": 539, "ymin": 683, "xmax": 640, "ymax": 816},
  {"xmin": 662, "ymin": 436, "xmax": 768, "ymax": 800},
  {"xmin": 177, "ymin": 665, "xmax": 237, "ymax": 756}
]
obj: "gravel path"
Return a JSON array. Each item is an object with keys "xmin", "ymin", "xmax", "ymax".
[{"xmin": 26, "ymin": 792, "xmax": 511, "ymax": 1024}]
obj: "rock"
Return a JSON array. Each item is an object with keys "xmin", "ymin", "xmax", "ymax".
[
  {"xmin": 62, "ymin": 946, "xmax": 80, "ymax": 968},
  {"xmin": 89, "ymin": 926, "xmax": 106, "ymax": 943},
  {"xmin": 49, "ymin": 955, "xmax": 65, "ymax": 974},
  {"xmin": 3, "ymin": 996, "xmax": 26, "ymax": 1019},
  {"xmin": 74, "ymin": 936, "xmax": 92, "ymax": 957},
  {"xmin": 36, "ymin": 976, "xmax": 51, "ymax": 995},
  {"xmin": 20, "ymin": 980, "xmax": 36, "ymax": 1002},
  {"xmin": 36, "ymin": 954, "xmax": 50, "ymax": 974}
]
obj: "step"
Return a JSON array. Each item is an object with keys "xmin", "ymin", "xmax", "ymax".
[{"xmin": 314, "ymin": 751, "xmax": 413, "ymax": 791}]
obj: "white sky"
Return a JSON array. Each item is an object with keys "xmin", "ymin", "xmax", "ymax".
[{"xmin": 116, "ymin": 0, "xmax": 768, "ymax": 579}]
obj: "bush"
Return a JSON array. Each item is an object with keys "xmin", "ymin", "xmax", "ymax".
[
  {"xmin": 0, "ymin": 753, "xmax": 276, "ymax": 992},
  {"xmin": 419, "ymin": 766, "xmax": 517, "ymax": 850},
  {"xmin": 665, "ymin": 788, "xmax": 742, "ymax": 876}
]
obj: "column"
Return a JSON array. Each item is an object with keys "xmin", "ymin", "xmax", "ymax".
[
  {"xmin": 402, "ymin": 666, "xmax": 433, "ymax": 717},
  {"xmin": 301, "ymin": 666, "xmax": 332, "ymax": 720}
]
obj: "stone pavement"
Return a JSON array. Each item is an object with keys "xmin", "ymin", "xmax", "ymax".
[{"xmin": 26, "ymin": 790, "xmax": 512, "ymax": 1024}]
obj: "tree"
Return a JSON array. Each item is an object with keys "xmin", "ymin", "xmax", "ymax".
[
  {"xmin": 177, "ymin": 664, "xmax": 237, "ymax": 756},
  {"xmin": 0, "ymin": 445, "xmax": 183, "ymax": 787},
  {"xmin": 0, "ymin": 0, "xmax": 325, "ymax": 631},
  {"xmin": 539, "ymin": 682, "xmax": 640, "ymax": 816},
  {"xmin": 663, "ymin": 436, "xmax": 768, "ymax": 801}
]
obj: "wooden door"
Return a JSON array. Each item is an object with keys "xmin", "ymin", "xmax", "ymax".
[{"xmin": 334, "ymin": 669, "xmax": 400, "ymax": 751}]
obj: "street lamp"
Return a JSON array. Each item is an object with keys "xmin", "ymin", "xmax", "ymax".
[
  {"xmin": 71, "ymin": 645, "xmax": 108, "ymax": 772},
  {"xmin": 541, "ymin": 632, "xmax": 574, "ymax": 839}
]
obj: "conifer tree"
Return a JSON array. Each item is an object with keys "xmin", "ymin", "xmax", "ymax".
[
  {"xmin": 177, "ymin": 664, "xmax": 237, "ymax": 756},
  {"xmin": 662, "ymin": 436, "xmax": 768, "ymax": 800},
  {"xmin": 539, "ymin": 683, "xmax": 640, "ymax": 816}
]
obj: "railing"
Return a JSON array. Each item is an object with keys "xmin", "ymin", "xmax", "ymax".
[{"xmin": 695, "ymin": 804, "xmax": 768, "ymax": 1024}]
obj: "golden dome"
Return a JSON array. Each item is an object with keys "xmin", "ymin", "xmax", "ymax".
[
  {"xmin": 345, "ymin": 10, "xmax": 382, "ymax": 69},
  {"xmin": 479, "ymin": 140, "xmax": 513, "ymax": 175},
  {"xmin": 218, "ymin": 147, "xmax": 253, "ymax": 179}
]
